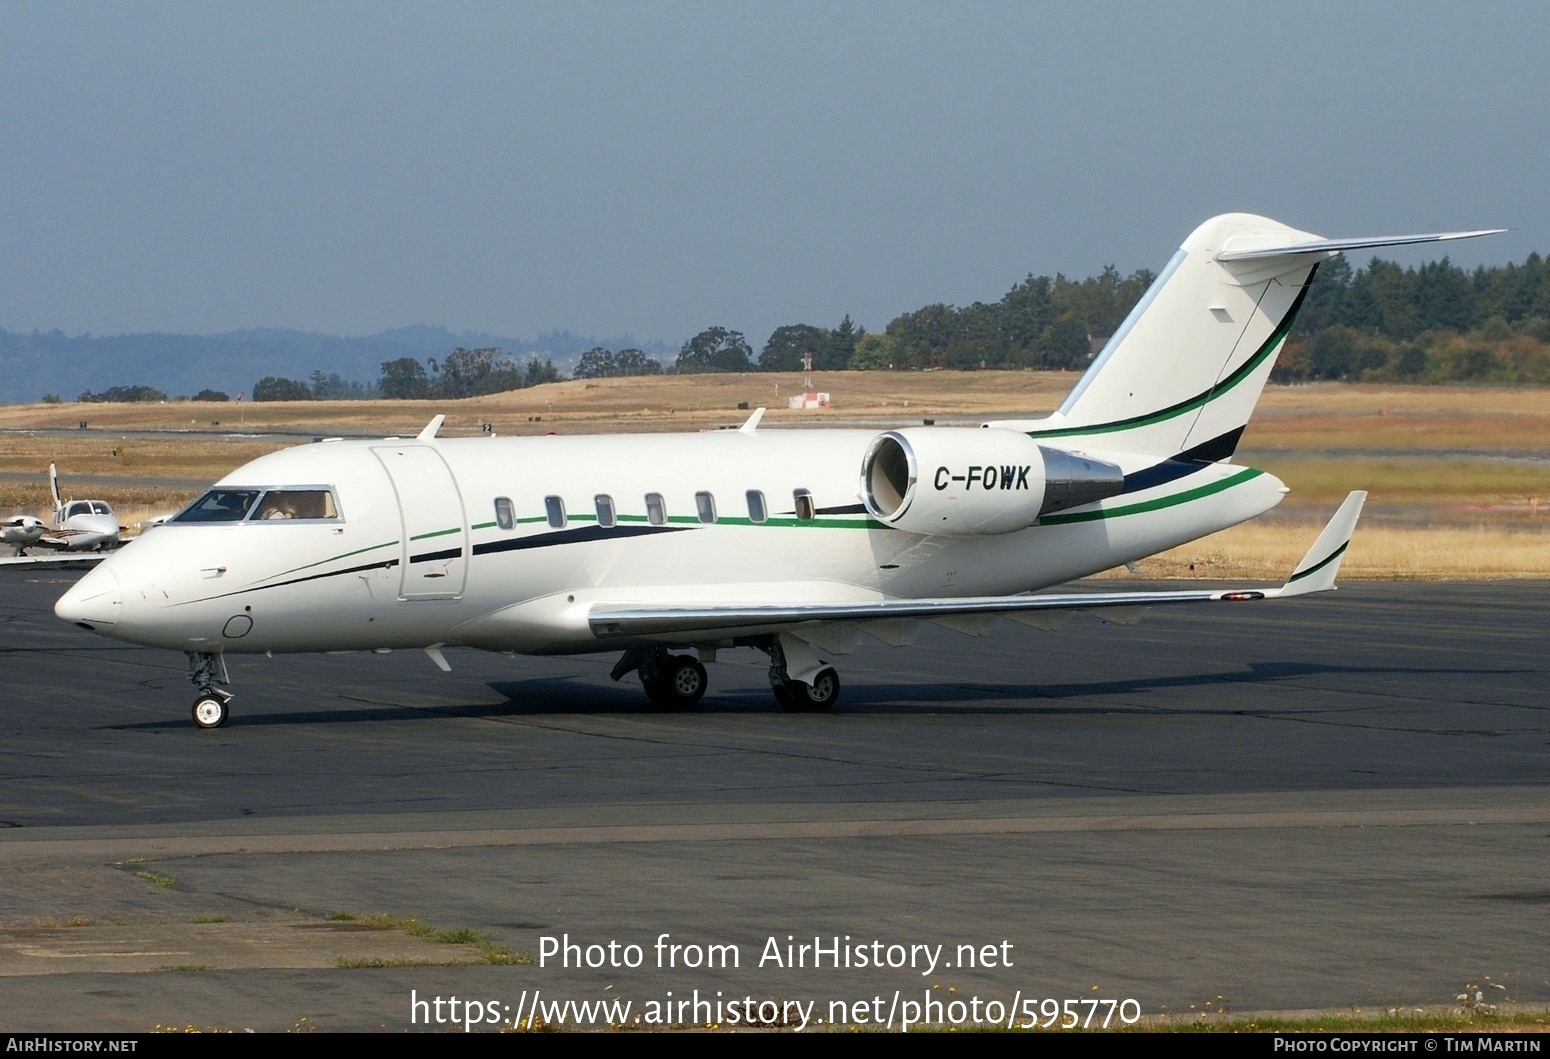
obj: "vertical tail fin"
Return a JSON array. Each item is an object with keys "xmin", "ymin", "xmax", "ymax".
[
  {"xmin": 48, "ymin": 463, "xmax": 64, "ymax": 515},
  {"xmin": 989, "ymin": 214, "xmax": 1503, "ymax": 459}
]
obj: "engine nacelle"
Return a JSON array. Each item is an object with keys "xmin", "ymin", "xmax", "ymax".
[{"xmin": 860, "ymin": 428, "xmax": 1124, "ymax": 535}]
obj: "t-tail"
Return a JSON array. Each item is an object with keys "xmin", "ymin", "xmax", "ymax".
[{"xmin": 988, "ymin": 213, "xmax": 1503, "ymax": 460}]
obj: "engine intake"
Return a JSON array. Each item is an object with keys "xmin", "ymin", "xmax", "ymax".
[{"xmin": 860, "ymin": 428, "xmax": 1123, "ymax": 535}]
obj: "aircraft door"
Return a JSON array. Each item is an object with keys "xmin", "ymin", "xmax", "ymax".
[{"xmin": 372, "ymin": 446, "xmax": 469, "ymax": 600}]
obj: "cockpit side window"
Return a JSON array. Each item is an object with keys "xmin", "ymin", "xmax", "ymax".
[
  {"xmin": 249, "ymin": 489, "xmax": 340, "ymax": 521},
  {"xmin": 172, "ymin": 489, "xmax": 262, "ymax": 523},
  {"xmin": 90, "ymin": 501, "xmax": 113, "ymax": 516}
]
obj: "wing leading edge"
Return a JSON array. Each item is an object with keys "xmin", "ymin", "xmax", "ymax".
[
  {"xmin": 0, "ymin": 552, "xmax": 112, "ymax": 568},
  {"xmin": 588, "ymin": 492, "xmax": 1366, "ymax": 639}
]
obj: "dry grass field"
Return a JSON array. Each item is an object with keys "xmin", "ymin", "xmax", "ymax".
[{"xmin": 1, "ymin": 373, "xmax": 1545, "ymax": 578}]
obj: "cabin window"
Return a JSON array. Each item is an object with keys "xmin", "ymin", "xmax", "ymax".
[
  {"xmin": 595, "ymin": 494, "xmax": 616, "ymax": 528},
  {"xmin": 250, "ymin": 489, "xmax": 339, "ymax": 521},
  {"xmin": 793, "ymin": 489, "xmax": 815, "ymax": 521},
  {"xmin": 746, "ymin": 490, "xmax": 767, "ymax": 523},
  {"xmin": 695, "ymin": 491, "xmax": 717, "ymax": 523},
  {"xmin": 545, "ymin": 495, "xmax": 567, "ymax": 529},
  {"xmin": 645, "ymin": 492, "xmax": 666, "ymax": 526},
  {"xmin": 494, "ymin": 497, "xmax": 515, "ymax": 530},
  {"xmin": 172, "ymin": 489, "xmax": 262, "ymax": 523}
]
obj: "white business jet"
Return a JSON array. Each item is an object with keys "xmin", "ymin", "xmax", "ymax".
[
  {"xmin": 55, "ymin": 214, "xmax": 1500, "ymax": 728},
  {"xmin": 1, "ymin": 464, "xmax": 121, "ymax": 564}
]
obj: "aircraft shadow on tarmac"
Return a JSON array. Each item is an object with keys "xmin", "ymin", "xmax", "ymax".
[{"xmin": 100, "ymin": 661, "xmax": 1524, "ymax": 730}]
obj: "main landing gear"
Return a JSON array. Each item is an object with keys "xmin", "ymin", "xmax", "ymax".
[
  {"xmin": 609, "ymin": 640, "xmax": 841, "ymax": 712},
  {"xmin": 610, "ymin": 647, "xmax": 707, "ymax": 710},
  {"xmin": 764, "ymin": 636, "xmax": 840, "ymax": 712},
  {"xmin": 769, "ymin": 665, "xmax": 841, "ymax": 712},
  {"xmin": 187, "ymin": 651, "xmax": 233, "ymax": 729}
]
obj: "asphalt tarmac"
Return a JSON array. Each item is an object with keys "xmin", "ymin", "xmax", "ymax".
[{"xmin": 1, "ymin": 570, "xmax": 1547, "ymax": 1031}]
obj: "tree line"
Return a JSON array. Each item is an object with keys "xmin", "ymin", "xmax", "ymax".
[
  {"xmin": 55, "ymin": 249, "xmax": 1550, "ymax": 404},
  {"xmin": 1272, "ymin": 253, "xmax": 1550, "ymax": 383}
]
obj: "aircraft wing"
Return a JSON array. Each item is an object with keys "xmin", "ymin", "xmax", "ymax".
[
  {"xmin": 0, "ymin": 551, "xmax": 112, "ymax": 568},
  {"xmin": 590, "ymin": 492, "xmax": 1366, "ymax": 639}
]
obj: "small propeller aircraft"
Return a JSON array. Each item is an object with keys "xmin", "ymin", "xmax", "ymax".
[
  {"xmin": 2, "ymin": 513, "xmax": 47, "ymax": 555},
  {"xmin": 53, "ymin": 213, "xmax": 1501, "ymax": 727},
  {"xmin": 1, "ymin": 464, "xmax": 121, "ymax": 564}
]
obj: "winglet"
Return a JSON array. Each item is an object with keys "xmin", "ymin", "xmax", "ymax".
[
  {"xmin": 739, "ymin": 407, "xmax": 765, "ymax": 434},
  {"xmin": 1279, "ymin": 491, "xmax": 1367, "ymax": 597},
  {"xmin": 417, "ymin": 415, "xmax": 446, "ymax": 441}
]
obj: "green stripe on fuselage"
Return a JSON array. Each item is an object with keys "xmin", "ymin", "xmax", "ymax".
[{"xmin": 1038, "ymin": 467, "xmax": 1264, "ymax": 525}]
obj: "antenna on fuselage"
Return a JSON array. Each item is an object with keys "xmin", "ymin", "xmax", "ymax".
[{"xmin": 416, "ymin": 415, "xmax": 446, "ymax": 441}]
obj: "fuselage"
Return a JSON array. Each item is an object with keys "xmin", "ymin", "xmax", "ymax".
[
  {"xmin": 46, "ymin": 499, "xmax": 120, "ymax": 551},
  {"xmin": 55, "ymin": 427, "xmax": 1286, "ymax": 656}
]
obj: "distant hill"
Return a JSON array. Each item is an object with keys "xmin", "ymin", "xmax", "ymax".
[{"xmin": 0, "ymin": 325, "xmax": 673, "ymax": 404}]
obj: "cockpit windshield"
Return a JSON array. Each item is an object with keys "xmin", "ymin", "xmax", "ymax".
[
  {"xmin": 172, "ymin": 489, "xmax": 263, "ymax": 523},
  {"xmin": 171, "ymin": 488, "xmax": 341, "ymax": 524}
]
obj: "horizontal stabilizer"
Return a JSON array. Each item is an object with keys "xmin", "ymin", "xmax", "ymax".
[{"xmin": 1217, "ymin": 229, "xmax": 1504, "ymax": 262}]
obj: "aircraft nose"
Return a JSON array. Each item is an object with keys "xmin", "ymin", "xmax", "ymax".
[{"xmin": 55, "ymin": 566, "xmax": 121, "ymax": 632}]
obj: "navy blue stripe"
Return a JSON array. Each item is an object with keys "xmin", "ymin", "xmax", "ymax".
[
  {"xmin": 472, "ymin": 524, "xmax": 688, "ymax": 556},
  {"xmin": 176, "ymin": 557, "xmax": 400, "ymax": 604},
  {"xmin": 1115, "ymin": 428, "xmax": 1248, "ymax": 496},
  {"xmin": 1121, "ymin": 458, "xmax": 1212, "ymax": 496}
]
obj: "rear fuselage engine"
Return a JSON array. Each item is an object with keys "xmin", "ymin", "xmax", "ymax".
[{"xmin": 860, "ymin": 428, "xmax": 1124, "ymax": 535}]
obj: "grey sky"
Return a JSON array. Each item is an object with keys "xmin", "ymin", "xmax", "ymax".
[{"xmin": 3, "ymin": 1, "xmax": 1545, "ymax": 350}]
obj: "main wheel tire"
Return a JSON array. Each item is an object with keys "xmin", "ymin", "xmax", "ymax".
[
  {"xmin": 779, "ymin": 667, "xmax": 840, "ymax": 712},
  {"xmin": 192, "ymin": 695, "xmax": 228, "ymax": 729},
  {"xmin": 667, "ymin": 655, "xmax": 707, "ymax": 707},
  {"xmin": 642, "ymin": 670, "xmax": 672, "ymax": 707},
  {"xmin": 643, "ymin": 655, "xmax": 707, "ymax": 709}
]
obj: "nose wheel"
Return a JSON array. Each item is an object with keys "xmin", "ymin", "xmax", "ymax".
[
  {"xmin": 186, "ymin": 651, "xmax": 233, "ymax": 729},
  {"xmin": 192, "ymin": 693, "xmax": 231, "ymax": 729}
]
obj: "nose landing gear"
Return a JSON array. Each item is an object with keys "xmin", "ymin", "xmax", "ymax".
[{"xmin": 187, "ymin": 651, "xmax": 233, "ymax": 729}]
